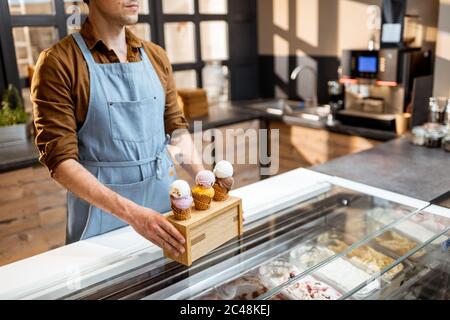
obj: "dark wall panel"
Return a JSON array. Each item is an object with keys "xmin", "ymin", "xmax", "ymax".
[
  {"xmin": 230, "ymin": 65, "xmax": 259, "ymax": 101},
  {"xmin": 259, "ymin": 55, "xmax": 340, "ymax": 104},
  {"xmin": 0, "ymin": 1, "xmax": 20, "ymax": 91},
  {"xmin": 228, "ymin": 0, "xmax": 259, "ymax": 101},
  {"xmin": 0, "ymin": 39, "xmax": 5, "ymax": 93}
]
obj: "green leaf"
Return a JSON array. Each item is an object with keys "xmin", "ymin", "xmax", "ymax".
[{"xmin": 0, "ymin": 84, "xmax": 28, "ymax": 126}]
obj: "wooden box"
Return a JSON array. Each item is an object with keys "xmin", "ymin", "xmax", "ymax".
[
  {"xmin": 177, "ymin": 89, "xmax": 209, "ymax": 119},
  {"xmin": 164, "ymin": 196, "xmax": 243, "ymax": 266}
]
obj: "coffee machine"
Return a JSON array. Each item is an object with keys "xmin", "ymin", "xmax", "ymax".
[
  {"xmin": 337, "ymin": 48, "xmax": 432, "ymax": 133},
  {"xmin": 335, "ymin": 0, "xmax": 434, "ymax": 134}
]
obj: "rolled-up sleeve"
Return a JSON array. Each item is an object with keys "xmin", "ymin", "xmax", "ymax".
[
  {"xmin": 156, "ymin": 47, "xmax": 189, "ymax": 135},
  {"xmin": 31, "ymin": 50, "xmax": 79, "ymax": 174}
]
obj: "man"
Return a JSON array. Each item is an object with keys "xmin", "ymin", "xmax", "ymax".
[{"xmin": 31, "ymin": 0, "xmax": 204, "ymax": 257}]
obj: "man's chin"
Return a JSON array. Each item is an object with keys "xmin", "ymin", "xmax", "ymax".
[{"xmin": 122, "ymin": 15, "xmax": 139, "ymax": 26}]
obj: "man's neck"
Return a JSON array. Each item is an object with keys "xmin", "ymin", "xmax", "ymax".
[{"xmin": 88, "ymin": 12, "xmax": 128, "ymax": 62}]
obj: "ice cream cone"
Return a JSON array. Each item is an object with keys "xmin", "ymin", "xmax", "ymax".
[
  {"xmin": 213, "ymin": 182, "xmax": 229, "ymax": 201},
  {"xmin": 192, "ymin": 192, "xmax": 212, "ymax": 210},
  {"xmin": 171, "ymin": 204, "xmax": 192, "ymax": 221},
  {"xmin": 213, "ymin": 161, "xmax": 234, "ymax": 202}
]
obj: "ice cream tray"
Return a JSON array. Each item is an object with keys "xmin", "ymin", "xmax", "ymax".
[{"xmin": 164, "ymin": 196, "xmax": 243, "ymax": 266}]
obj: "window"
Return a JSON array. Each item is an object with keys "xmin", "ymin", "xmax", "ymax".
[
  {"xmin": 200, "ymin": 21, "xmax": 229, "ymax": 61},
  {"xmin": 174, "ymin": 70, "xmax": 197, "ymax": 89},
  {"xmin": 199, "ymin": 0, "xmax": 227, "ymax": 14},
  {"xmin": 13, "ymin": 27, "xmax": 59, "ymax": 78},
  {"xmin": 128, "ymin": 23, "xmax": 152, "ymax": 41},
  {"xmin": 164, "ymin": 22, "xmax": 196, "ymax": 64},
  {"xmin": 0, "ymin": 0, "xmax": 258, "ymax": 108},
  {"xmin": 8, "ymin": 0, "xmax": 55, "ymax": 15},
  {"xmin": 161, "ymin": 0, "xmax": 230, "ymax": 101},
  {"xmin": 64, "ymin": 0, "xmax": 88, "ymax": 15},
  {"xmin": 162, "ymin": 0, "xmax": 195, "ymax": 14}
]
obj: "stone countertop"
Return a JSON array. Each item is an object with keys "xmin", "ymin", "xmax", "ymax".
[
  {"xmin": 186, "ymin": 101, "xmax": 263, "ymax": 132},
  {"xmin": 0, "ymin": 139, "xmax": 40, "ymax": 173},
  {"xmin": 0, "ymin": 100, "xmax": 398, "ymax": 174},
  {"xmin": 313, "ymin": 136, "xmax": 450, "ymax": 203},
  {"xmin": 0, "ymin": 102, "xmax": 264, "ymax": 174}
]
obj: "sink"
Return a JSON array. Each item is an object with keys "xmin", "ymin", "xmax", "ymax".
[
  {"xmin": 243, "ymin": 99, "xmax": 331, "ymax": 125},
  {"xmin": 244, "ymin": 99, "xmax": 298, "ymax": 116}
]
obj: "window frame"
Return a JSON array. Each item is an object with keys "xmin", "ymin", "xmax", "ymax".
[
  {"xmin": 155, "ymin": 0, "xmax": 230, "ymax": 88},
  {"xmin": 0, "ymin": 0, "xmax": 258, "ymax": 101}
]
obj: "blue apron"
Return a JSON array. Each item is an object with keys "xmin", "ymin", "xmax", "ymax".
[{"xmin": 67, "ymin": 32, "xmax": 177, "ymax": 244}]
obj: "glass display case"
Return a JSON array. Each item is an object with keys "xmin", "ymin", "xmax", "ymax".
[{"xmin": 56, "ymin": 185, "xmax": 449, "ymax": 300}]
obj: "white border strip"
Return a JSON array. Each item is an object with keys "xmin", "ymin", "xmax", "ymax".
[
  {"xmin": 241, "ymin": 182, "xmax": 333, "ymax": 225},
  {"xmin": 330, "ymin": 177, "xmax": 429, "ymax": 210},
  {"xmin": 424, "ymin": 205, "xmax": 450, "ymax": 219}
]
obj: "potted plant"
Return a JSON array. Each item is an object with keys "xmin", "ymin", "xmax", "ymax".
[{"xmin": 0, "ymin": 84, "xmax": 30, "ymax": 145}]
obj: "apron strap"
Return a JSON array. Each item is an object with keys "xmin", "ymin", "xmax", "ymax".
[
  {"xmin": 81, "ymin": 134, "xmax": 172, "ymax": 180},
  {"xmin": 80, "ymin": 157, "xmax": 158, "ymax": 168},
  {"xmin": 72, "ymin": 32, "xmax": 97, "ymax": 67},
  {"xmin": 155, "ymin": 134, "xmax": 171, "ymax": 180},
  {"xmin": 138, "ymin": 47, "xmax": 149, "ymax": 64}
]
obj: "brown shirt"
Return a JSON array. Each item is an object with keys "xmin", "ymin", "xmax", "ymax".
[{"xmin": 31, "ymin": 19, "xmax": 188, "ymax": 174}]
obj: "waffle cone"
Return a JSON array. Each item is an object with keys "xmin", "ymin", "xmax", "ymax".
[
  {"xmin": 171, "ymin": 205, "xmax": 192, "ymax": 221},
  {"xmin": 192, "ymin": 192, "xmax": 212, "ymax": 210},
  {"xmin": 213, "ymin": 183, "xmax": 229, "ymax": 201}
]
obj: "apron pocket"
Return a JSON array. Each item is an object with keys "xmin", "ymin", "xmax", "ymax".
[
  {"xmin": 78, "ymin": 158, "xmax": 176, "ymax": 240},
  {"xmin": 101, "ymin": 177, "xmax": 158, "ymax": 234},
  {"xmin": 82, "ymin": 176, "xmax": 156, "ymax": 238},
  {"xmin": 108, "ymin": 98, "xmax": 161, "ymax": 142}
]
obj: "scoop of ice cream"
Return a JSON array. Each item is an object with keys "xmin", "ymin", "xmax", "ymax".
[
  {"xmin": 214, "ymin": 160, "xmax": 234, "ymax": 179},
  {"xmin": 195, "ymin": 170, "xmax": 216, "ymax": 188},
  {"xmin": 192, "ymin": 185, "xmax": 215, "ymax": 198},
  {"xmin": 171, "ymin": 196, "xmax": 193, "ymax": 210},
  {"xmin": 170, "ymin": 180, "xmax": 191, "ymax": 198},
  {"xmin": 217, "ymin": 176, "xmax": 235, "ymax": 190}
]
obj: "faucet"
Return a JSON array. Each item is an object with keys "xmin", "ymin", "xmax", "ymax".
[{"xmin": 290, "ymin": 65, "xmax": 318, "ymax": 108}]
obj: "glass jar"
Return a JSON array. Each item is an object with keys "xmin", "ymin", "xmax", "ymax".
[
  {"xmin": 445, "ymin": 99, "xmax": 450, "ymax": 128},
  {"xmin": 423, "ymin": 124, "xmax": 447, "ymax": 148},
  {"xmin": 328, "ymin": 81, "xmax": 344, "ymax": 113},
  {"xmin": 411, "ymin": 126, "xmax": 426, "ymax": 146},
  {"xmin": 202, "ymin": 61, "xmax": 227, "ymax": 103},
  {"xmin": 442, "ymin": 135, "xmax": 450, "ymax": 152},
  {"xmin": 428, "ymin": 97, "xmax": 447, "ymax": 124}
]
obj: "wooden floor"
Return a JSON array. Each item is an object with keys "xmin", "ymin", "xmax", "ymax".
[
  {"xmin": 0, "ymin": 165, "xmax": 67, "ymax": 266},
  {"xmin": 0, "ymin": 163, "xmax": 261, "ymax": 267}
]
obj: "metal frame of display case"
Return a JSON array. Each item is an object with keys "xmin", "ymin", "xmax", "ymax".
[
  {"xmin": 0, "ymin": 170, "xmax": 447, "ymax": 300},
  {"xmin": 47, "ymin": 185, "xmax": 449, "ymax": 301}
]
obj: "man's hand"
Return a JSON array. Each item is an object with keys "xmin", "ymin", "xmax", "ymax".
[
  {"xmin": 168, "ymin": 130, "xmax": 206, "ymax": 181},
  {"xmin": 54, "ymin": 160, "xmax": 187, "ymax": 253},
  {"xmin": 131, "ymin": 206, "xmax": 186, "ymax": 257}
]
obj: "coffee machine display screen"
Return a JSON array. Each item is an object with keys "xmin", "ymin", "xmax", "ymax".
[{"xmin": 358, "ymin": 56, "xmax": 378, "ymax": 73}]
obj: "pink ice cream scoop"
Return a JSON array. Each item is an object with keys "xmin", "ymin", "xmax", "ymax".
[
  {"xmin": 171, "ymin": 196, "xmax": 193, "ymax": 210},
  {"xmin": 196, "ymin": 170, "xmax": 216, "ymax": 188}
]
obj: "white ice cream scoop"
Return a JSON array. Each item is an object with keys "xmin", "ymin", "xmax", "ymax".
[
  {"xmin": 213, "ymin": 160, "xmax": 234, "ymax": 179},
  {"xmin": 170, "ymin": 180, "xmax": 191, "ymax": 198}
]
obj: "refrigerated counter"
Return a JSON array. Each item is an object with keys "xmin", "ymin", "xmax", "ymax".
[{"xmin": 0, "ymin": 169, "xmax": 449, "ymax": 300}]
